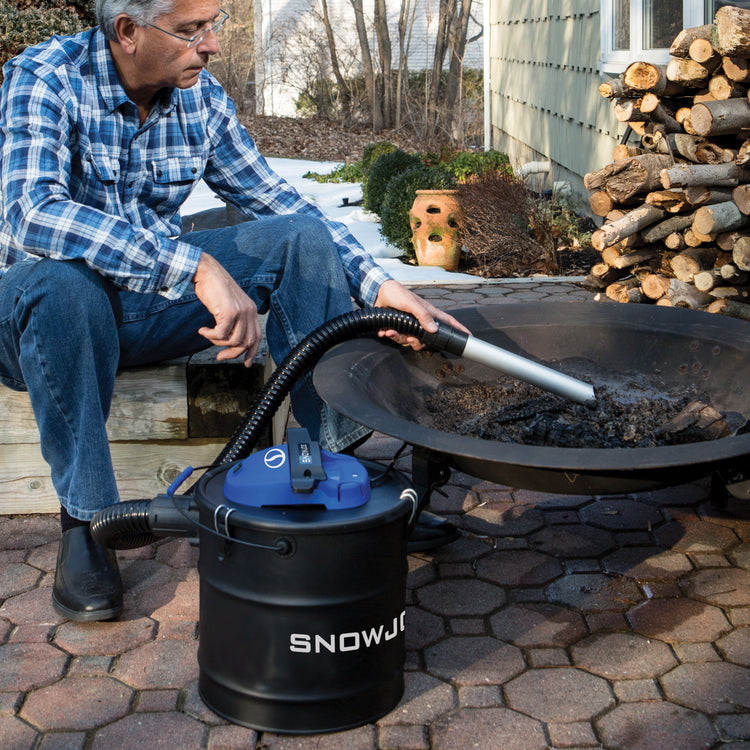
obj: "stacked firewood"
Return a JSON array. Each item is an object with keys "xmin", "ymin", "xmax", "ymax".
[{"xmin": 585, "ymin": 5, "xmax": 750, "ymax": 320}]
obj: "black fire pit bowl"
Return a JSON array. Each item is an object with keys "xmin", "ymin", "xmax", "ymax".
[{"xmin": 313, "ymin": 301, "xmax": 750, "ymax": 495}]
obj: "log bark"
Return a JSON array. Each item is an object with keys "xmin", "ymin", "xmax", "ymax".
[
  {"xmin": 706, "ymin": 297, "xmax": 750, "ymax": 319},
  {"xmin": 670, "ymin": 25, "xmax": 714, "ymax": 58},
  {"xmin": 599, "ymin": 78, "xmax": 626, "ymax": 99},
  {"xmin": 686, "ymin": 185, "xmax": 737, "ymax": 206},
  {"xmin": 661, "ymin": 162, "xmax": 750, "ymax": 188},
  {"xmin": 714, "ymin": 6, "xmax": 750, "ymax": 57},
  {"xmin": 600, "ymin": 154, "xmax": 674, "ymax": 202},
  {"xmin": 606, "ymin": 276, "xmax": 643, "ymax": 303},
  {"xmin": 689, "ymin": 99, "xmax": 750, "ymax": 136},
  {"xmin": 667, "ymin": 278, "xmax": 713, "ymax": 308},
  {"xmin": 613, "ymin": 98, "xmax": 649, "ymax": 123},
  {"xmin": 640, "ymin": 212, "xmax": 694, "ymax": 243},
  {"xmin": 601, "ymin": 246, "xmax": 658, "ymax": 269},
  {"xmin": 693, "ymin": 200, "xmax": 749, "ymax": 235},
  {"xmin": 591, "ymin": 205, "xmax": 666, "ymax": 251}
]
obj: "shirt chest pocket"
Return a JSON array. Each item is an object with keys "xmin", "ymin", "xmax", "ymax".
[
  {"xmin": 150, "ymin": 157, "xmax": 203, "ymax": 184},
  {"xmin": 86, "ymin": 151, "xmax": 118, "ymax": 184}
]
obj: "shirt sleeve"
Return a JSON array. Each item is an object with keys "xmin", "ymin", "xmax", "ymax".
[
  {"xmin": 0, "ymin": 62, "xmax": 201, "ymax": 299},
  {"xmin": 199, "ymin": 81, "xmax": 392, "ymax": 307}
]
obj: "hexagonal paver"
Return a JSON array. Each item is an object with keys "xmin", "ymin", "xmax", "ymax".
[
  {"xmin": 505, "ymin": 668, "xmax": 614, "ymax": 722},
  {"xmin": 571, "ymin": 632, "xmax": 677, "ymax": 679},
  {"xmin": 461, "ymin": 503, "xmax": 544, "ymax": 538},
  {"xmin": 603, "ymin": 547, "xmax": 693, "ymax": 581},
  {"xmin": 54, "ymin": 617, "xmax": 156, "ymax": 656},
  {"xmin": 476, "ymin": 550, "xmax": 562, "ymax": 587},
  {"xmin": 597, "ymin": 701, "xmax": 716, "ymax": 750},
  {"xmin": 417, "ymin": 579, "xmax": 504, "ymax": 617},
  {"xmin": 379, "ymin": 672, "xmax": 456, "ymax": 726},
  {"xmin": 545, "ymin": 573, "xmax": 642, "ymax": 613},
  {"xmin": 529, "ymin": 525, "xmax": 616, "ymax": 558},
  {"xmin": 424, "ymin": 636, "xmax": 524, "ymax": 686},
  {"xmin": 490, "ymin": 603, "xmax": 586, "ymax": 648},
  {"xmin": 580, "ymin": 498, "xmax": 663, "ymax": 531},
  {"xmin": 405, "ymin": 605, "xmax": 446, "ymax": 650},
  {"xmin": 0, "ymin": 588, "xmax": 66, "ymax": 626},
  {"xmin": 655, "ymin": 520, "xmax": 739, "ymax": 553},
  {"xmin": 717, "ymin": 626, "xmax": 750, "ymax": 667},
  {"xmin": 136, "ymin": 579, "xmax": 199, "ymax": 621},
  {"xmin": 0, "ymin": 563, "xmax": 42, "ymax": 599},
  {"xmin": 0, "ymin": 516, "xmax": 60, "ymax": 551},
  {"xmin": 0, "ymin": 715, "xmax": 38, "ymax": 748},
  {"xmin": 91, "ymin": 712, "xmax": 207, "ymax": 749},
  {"xmin": 112, "ymin": 639, "xmax": 198, "ymax": 690},
  {"xmin": 19, "ymin": 676, "xmax": 132, "ymax": 730},
  {"xmin": 661, "ymin": 662, "xmax": 750, "ymax": 713},
  {"xmin": 0, "ymin": 642, "xmax": 68, "ymax": 691},
  {"xmin": 629, "ymin": 598, "xmax": 731, "ymax": 643},
  {"xmin": 732, "ymin": 541, "xmax": 750, "ymax": 570},
  {"xmin": 431, "ymin": 707, "xmax": 547, "ymax": 750},
  {"xmin": 681, "ymin": 568, "xmax": 750, "ymax": 607}
]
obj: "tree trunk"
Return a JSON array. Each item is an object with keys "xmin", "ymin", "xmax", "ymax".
[
  {"xmin": 320, "ymin": 0, "xmax": 351, "ymax": 121},
  {"xmin": 350, "ymin": 0, "xmax": 383, "ymax": 130},
  {"xmin": 373, "ymin": 0, "xmax": 393, "ymax": 128}
]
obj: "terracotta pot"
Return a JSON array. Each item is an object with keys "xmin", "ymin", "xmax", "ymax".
[{"xmin": 409, "ymin": 190, "xmax": 463, "ymax": 271}]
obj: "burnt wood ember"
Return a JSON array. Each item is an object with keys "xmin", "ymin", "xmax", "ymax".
[{"xmin": 423, "ymin": 370, "xmax": 741, "ymax": 449}]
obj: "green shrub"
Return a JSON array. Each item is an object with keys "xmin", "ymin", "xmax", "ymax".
[
  {"xmin": 363, "ymin": 149, "xmax": 421, "ymax": 215},
  {"xmin": 303, "ymin": 162, "xmax": 364, "ymax": 183},
  {"xmin": 447, "ymin": 150, "xmax": 512, "ymax": 182},
  {"xmin": 379, "ymin": 164, "xmax": 455, "ymax": 257},
  {"xmin": 361, "ymin": 141, "xmax": 398, "ymax": 175}
]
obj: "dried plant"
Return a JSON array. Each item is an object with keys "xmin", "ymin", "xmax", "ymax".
[{"xmin": 456, "ymin": 172, "xmax": 559, "ymax": 277}]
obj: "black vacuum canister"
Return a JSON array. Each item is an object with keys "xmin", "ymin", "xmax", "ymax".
[{"xmin": 193, "ymin": 430, "xmax": 414, "ymax": 734}]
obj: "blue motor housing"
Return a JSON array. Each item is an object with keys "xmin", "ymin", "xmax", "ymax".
[{"xmin": 222, "ymin": 428, "xmax": 371, "ymax": 510}]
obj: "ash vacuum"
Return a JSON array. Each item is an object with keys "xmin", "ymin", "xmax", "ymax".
[{"xmin": 90, "ymin": 308, "xmax": 595, "ymax": 734}]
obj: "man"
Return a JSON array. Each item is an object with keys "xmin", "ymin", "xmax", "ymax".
[{"xmin": 0, "ymin": 0, "xmax": 466, "ymax": 622}]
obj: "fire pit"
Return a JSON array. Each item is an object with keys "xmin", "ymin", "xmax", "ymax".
[{"xmin": 313, "ymin": 302, "xmax": 750, "ymax": 496}]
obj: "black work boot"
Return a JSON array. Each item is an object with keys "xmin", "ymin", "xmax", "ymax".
[{"xmin": 52, "ymin": 525, "xmax": 123, "ymax": 622}]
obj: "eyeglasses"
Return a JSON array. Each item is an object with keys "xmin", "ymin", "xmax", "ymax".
[{"xmin": 143, "ymin": 8, "xmax": 229, "ymax": 48}]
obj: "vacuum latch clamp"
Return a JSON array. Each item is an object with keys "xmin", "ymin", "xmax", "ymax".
[{"xmin": 287, "ymin": 427, "xmax": 327, "ymax": 493}]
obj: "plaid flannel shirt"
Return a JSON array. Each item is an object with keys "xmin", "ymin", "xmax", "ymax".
[{"xmin": 0, "ymin": 28, "xmax": 389, "ymax": 304}]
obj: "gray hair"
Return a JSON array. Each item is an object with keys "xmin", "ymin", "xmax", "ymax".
[{"xmin": 96, "ymin": 0, "xmax": 177, "ymax": 41}]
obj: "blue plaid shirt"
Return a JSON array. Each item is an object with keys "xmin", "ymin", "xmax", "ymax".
[{"xmin": 0, "ymin": 28, "xmax": 389, "ymax": 304}]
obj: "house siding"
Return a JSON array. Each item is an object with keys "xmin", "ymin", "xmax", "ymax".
[{"xmin": 488, "ymin": 0, "xmax": 621, "ymax": 194}]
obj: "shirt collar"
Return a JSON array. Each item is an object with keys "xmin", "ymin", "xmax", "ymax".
[{"xmin": 91, "ymin": 27, "xmax": 178, "ymax": 117}]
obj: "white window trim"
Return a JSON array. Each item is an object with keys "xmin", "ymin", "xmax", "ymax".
[{"xmin": 600, "ymin": 0, "xmax": 707, "ymax": 76}]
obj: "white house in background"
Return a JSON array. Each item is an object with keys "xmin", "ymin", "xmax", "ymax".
[
  {"xmin": 254, "ymin": 0, "xmax": 484, "ymax": 117},
  {"xmin": 484, "ymin": 0, "xmax": 750, "ymax": 198}
]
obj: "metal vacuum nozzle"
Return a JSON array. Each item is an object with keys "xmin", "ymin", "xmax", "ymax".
[{"xmin": 421, "ymin": 322, "xmax": 596, "ymax": 406}]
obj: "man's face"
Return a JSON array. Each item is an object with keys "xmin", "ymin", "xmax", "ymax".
[{"xmin": 133, "ymin": 0, "xmax": 221, "ymax": 91}]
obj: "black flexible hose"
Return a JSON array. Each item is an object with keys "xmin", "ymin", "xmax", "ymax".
[{"xmin": 91, "ymin": 308, "xmax": 427, "ymax": 550}]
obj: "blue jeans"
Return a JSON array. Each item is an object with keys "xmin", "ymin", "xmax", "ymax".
[{"xmin": 0, "ymin": 215, "xmax": 369, "ymax": 520}]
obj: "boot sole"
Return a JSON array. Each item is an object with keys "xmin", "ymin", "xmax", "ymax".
[{"xmin": 51, "ymin": 592, "xmax": 122, "ymax": 622}]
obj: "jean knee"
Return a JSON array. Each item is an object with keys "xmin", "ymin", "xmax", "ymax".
[{"xmin": 16, "ymin": 260, "xmax": 122, "ymax": 339}]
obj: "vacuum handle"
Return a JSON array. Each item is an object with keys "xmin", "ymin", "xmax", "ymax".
[{"xmin": 421, "ymin": 321, "xmax": 596, "ymax": 406}]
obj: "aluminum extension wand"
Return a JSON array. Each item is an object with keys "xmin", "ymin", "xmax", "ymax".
[{"xmin": 421, "ymin": 321, "xmax": 596, "ymax": 406}]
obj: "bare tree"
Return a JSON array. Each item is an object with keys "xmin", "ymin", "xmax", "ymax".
[{"xmin": 350, "ymin": 0, "xmax": 384, "ymax": 129}]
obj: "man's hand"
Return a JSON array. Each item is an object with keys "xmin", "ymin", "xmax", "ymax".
[
  {"xmin": 374, "ymin": 279, "xmax": 470, "ymax": 350},
  {"xmin": 193, "ymin": 252, "xmax": 262, "ymax": 366}
]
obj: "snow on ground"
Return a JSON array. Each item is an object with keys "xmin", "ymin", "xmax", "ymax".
[{"xmin": 180, "ymin": 156, "xmax": 479, "ymax": 285}]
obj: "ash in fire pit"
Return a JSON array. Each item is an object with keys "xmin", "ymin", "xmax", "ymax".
[{"xmin": 423, "ymin": 359, "xmax": 745, "ymax": 449}]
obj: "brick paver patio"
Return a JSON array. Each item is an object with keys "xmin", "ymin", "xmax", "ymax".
[{"xmin": 2, "ymin": 280, "xmax": 750, "ymax": 748}]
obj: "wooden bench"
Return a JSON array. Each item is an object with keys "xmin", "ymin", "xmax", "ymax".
[
  {"xmin": 0, "ymin": 338, "xmax": 289, "ymax": 515},
  {"xmin": 0, "ymin": 205, "xmax": 288, "ymax": 515}
]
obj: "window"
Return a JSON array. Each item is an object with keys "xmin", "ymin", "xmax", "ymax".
[{"xmin": 600, "ymin": 0, "xmax": 720, "ymax": 74}]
